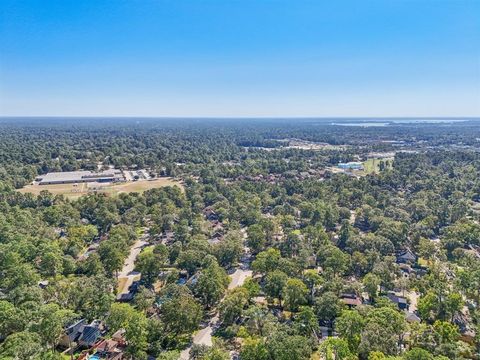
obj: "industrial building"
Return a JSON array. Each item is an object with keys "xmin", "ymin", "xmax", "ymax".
[
  {"xmin": 36, "ymin": 169, "xmax": 126, "ymax": 185},
  {"xmin": 337, "ymin": 162, "xmax": 364, "ymax": 170}
]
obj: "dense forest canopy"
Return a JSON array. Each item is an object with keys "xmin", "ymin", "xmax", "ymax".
[{"xmin": 0, "ymin": 118, "xmax": 479, "ymax": 360}]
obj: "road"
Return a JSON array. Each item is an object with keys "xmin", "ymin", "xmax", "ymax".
[
  {"xmin": 229, "ymin": 267, "xmax": 253, "ymax": 290},
  {"xmin": 116, "ymin": 235, "xmax": 149, "ymax": 297},
  {"xmin": 406, "ymin": 290, "xmax": 419, "ymax": 312},
  {"xmin": 180, "ymin": 228, "xmax": 251, "ymax": 359}
]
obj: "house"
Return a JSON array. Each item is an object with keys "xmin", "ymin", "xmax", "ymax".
[
  {"xmin": 209, "ymin": 231, "xmax": 224, "ymax": 244},
  {"xmin": 78, "ymin": 321, "xmax": 102, "ymax": 348},
  {"xmin": 203, "ymin": 207, "xmax": 219, "ymax": 221},
  {"xmin": 79, "ymin": 330, "xmax": 126, "ymax": 360},
  {"xmin": 94, "ymin": 338, "xmax": 126, "ymax": 359},
  {"xmin": 59, "ymin": 319, "xmax": 102, "ymax": 349},
  {"xmin": 59, "ymin": 319, "xmax": 86, "ymax": 348},
  {"xmin": 405, "ymin": 312, "xmax": 421, "ymax": 323},
  {"xmin": 387, "ymin": 293, "xmax": 409, "ymax": 310},
  {"xmin": 160, "ymin": 231, "xmax": 175, "ymax": 244},
  {"xmin": 396, "ymin": 249, "xmax": 417, "ymax": 264},
  {"xmin": 38, "ymin": 280, "xmax": 49, "ymax": 289},
  {"xmin": 340, "ymin": 293, "xmax": 363, "ymax": 308}
]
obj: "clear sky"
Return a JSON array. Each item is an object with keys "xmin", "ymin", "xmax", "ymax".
[{"xmin": 1, "ymin": 0, "xmax": 479, "ymax": 117}]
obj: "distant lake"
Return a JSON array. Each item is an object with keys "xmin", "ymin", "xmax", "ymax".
[
  {"xmin": 332, "ymin": 122, "xmax": 388, "ymax": 127},
  {"xmin": 331, "ymin": 119, "xmax": 467, "ymax": 127}
]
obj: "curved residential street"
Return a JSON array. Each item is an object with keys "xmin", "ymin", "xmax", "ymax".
[{"xmin": 180, "ymin": 229, "xmax": 251, "ymax": 360}]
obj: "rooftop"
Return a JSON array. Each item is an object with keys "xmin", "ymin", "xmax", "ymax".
[{"xmin": 37, "ymin": 169, "xmax": 124, "ymax": 184}]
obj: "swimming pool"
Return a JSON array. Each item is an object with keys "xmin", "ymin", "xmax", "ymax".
[{"xmin": 88, "ymin": 355, "xmax": 100, "ymax": 360}]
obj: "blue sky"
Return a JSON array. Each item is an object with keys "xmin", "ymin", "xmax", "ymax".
[{"xmin": 1, "ymin": 0, "xmax": 479, "ymax": 117}]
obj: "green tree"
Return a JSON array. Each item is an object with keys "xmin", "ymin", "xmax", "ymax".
[
  {"xmin": 156, "ymin": 350, "xmax": 181, "ymax": 360},
  {"xmin": 444, "ymin": 292, "xmax": 462, "ymax": 321},
  {"xmin": 247, "ymin": 224, "xmax": 267, "ymax": 254},
  {"xmin": 136, "ymin": 250, "xmax": 164, "ymax": 287},
  {"xmin": 214, "ymin": 231, "xmax": 243, "ymax": 268},
  {"xmin": 433, "ymin": 320, "xmax": 459, "ymax": 344},
  {"xmin": 252, "ymin": 248, "xmax": 281, "ymax": 274},
  {"xmin": 134, "ymin": 286, "xmax": 156, "ymax": 312},
  {"xmin": 418, "ymin": 291, "xmax": 439, "ymax": 322},
  {"xmin": 336, "ymin": 310, "xmax": 365, "ymax": 353},
  {"xmin": 267, "ymin": 331, "xmax": 313, "ymax": 360},
  {"xmin": 160, "ymin": 285, "xmax": 203, "ymax": 335},
  {"xmin": 0, "ymin": 331, "xmax": 43, "ymax": 359},
  {"xmin": 125, "ymin": 310, "xmax": 149, "ymax": 359},
  {"xmin": 319, "ymin": 337, "xmax": 353, "ymax": 360},
  {"xmin": 264, "ymin": 270, "xmax": 288, "ymax": 305},
  {"xmin": 107, "ymin": 303, "xmax": 136, "ymax": 333},
  {"xmin": 302, "ymin": 269, "xmax": 323, "ymax": 304},
  {"xmin": 315, "ymin": 291, "xmax": 343, "ymax": 326},
  {"xmin": 359, "ymin": 307, "xmax": 406, "ymax": 357},
  {"xmin": 0, "ymin": 300, "xmax": 24, "ymax": 339},
  {"xmin": 282, "ymin": 278, "xmax": 308, "ymax": 312},
  {"xmin": 194, "ymin": 259, "xmax": 229, "ymax": 308},
  {"xmin": 36, "ymin": 304, "xmax": 75, "ymax": 350},
  {"xmin": 363, "ymin": 273, "xmax": 381, "ymax": 301},
  {"xmin": 219, "ymin": 287, "xmax": 249, "ymax": 326},
  {"xmin": 240, "ymin": 337, "xmax": 269, "ymax": 360},
  {"xmin": 294, "ymin": 306, "xmax": 320, "ymax": 339},
  {"xmin": 98, "ymin": 241, "xmax": 125, "ymax": 276},
  {"xmin": 404, "ymin": 348, "xmax": 434, "ymax": 360}
]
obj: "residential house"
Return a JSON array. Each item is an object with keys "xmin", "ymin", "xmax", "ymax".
[
  {"xmin": 203, "ymin": 207, "xmax": 219, "ymax": 221},
  {"xmin": 59, "ymin": 319, "xmax": 102, "ymax": 350},
  {"xmin": 396, "ymin": 249, "xmax": 417, "ymax": 264},
  {"xmin": 387, "ymin": 293, "xmax": 409, "ymax": 310},
  {"xmin": 405, "ymin": 312, "xmax": 421, "ymax": 323},
  {"xmin": 340, "ymin": 293, "xmax": 363, "ymax": 308}
]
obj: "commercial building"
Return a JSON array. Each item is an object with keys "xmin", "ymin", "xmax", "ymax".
[
  {"xmin": 337, "ymin": 162, "xmax": 364, "ymax": 170},
  {"xmin": 36, "ymin": 169, "xmax": 125, "ymax": 185}
]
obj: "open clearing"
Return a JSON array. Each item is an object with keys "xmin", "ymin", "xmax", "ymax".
[
  {"xmin": 362, "ymin": 157, "xmax": 394, "ymax": 174},
  {"xmin": 18, "ymin": 178, "xmax": 184, "ymax": 199}
]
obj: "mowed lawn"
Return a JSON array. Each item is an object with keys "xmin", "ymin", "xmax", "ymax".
[
  {"xmin": 362, "ymin": 157, "xmax": 394, "ymax": 174},
  {"xmin": 18, "ymin": 178, "xmax": 184, "ymax": 199}
]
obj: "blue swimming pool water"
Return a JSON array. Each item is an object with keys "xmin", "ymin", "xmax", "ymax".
[{"xmin": 88, "ymin": 355, "xmax": 100, "ymax": 360}]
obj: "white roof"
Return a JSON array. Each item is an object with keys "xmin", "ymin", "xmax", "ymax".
[{"xmin": 38, "ymin": 170, "xmax": 119, "ymax": 183}]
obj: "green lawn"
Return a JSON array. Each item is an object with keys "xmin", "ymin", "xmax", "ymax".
[{"xmin": 363, "ymin": 157, "xmax": 393, "ymax": 174}]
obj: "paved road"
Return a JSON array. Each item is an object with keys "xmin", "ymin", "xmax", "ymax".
[
  {"xmin": 406, "ymin": 290, "xmax": 419, "ymax": 312},
  {"xmin": 181, "ymin": 228, "xmax": 251, "ymax": 359},
  {"xmin": 117, "ymin": 237, "xmax": 149, "ymax": 296},
  {"xmin": 229, "ymin": 268, "xmax": 253, "ymax": 290}
]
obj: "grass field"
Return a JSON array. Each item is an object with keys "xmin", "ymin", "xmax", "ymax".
[
  {"xmin": 18, "ymin": 178, "xmax": 184, "ymax": 199},
  {"xmin": 362, "ymin": 157, "xmax": 394, "ymax": 174}
]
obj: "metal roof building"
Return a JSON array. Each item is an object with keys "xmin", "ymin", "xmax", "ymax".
[{"xmin": 36, "ymin": 169, "xmax": 125, "ymax": 185}]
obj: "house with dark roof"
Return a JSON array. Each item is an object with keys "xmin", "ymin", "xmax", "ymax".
[
  {"xmin": 59, "ymin": 319, "xmax": 102, "ymax": 349},
  {"xmin": 78, "ymin": 321, "xmax": 102, "ymax": 348},
  {"xmin": 59, "ymin": 319, "xmax": 83, "ymax": 348},
  {"xmin": 387, "ymin": 293, "xmax": 409, "ymax": 310},
  {"xmin": 396, "ymin": 249, "xmax": 417, "ymax": 264},
  {"xmin": 203, "ymin": 207, "xmax": 219, "ymax": 221}
]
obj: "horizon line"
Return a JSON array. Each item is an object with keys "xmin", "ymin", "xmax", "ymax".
[{"xmin": 1, "ymin": 116, "xmax": 480, "ymax": 120}]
